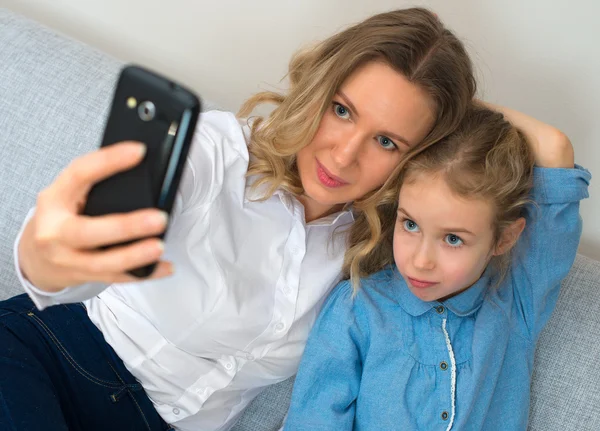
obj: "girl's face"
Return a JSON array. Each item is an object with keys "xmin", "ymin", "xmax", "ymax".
[
  {"xmin": 393, "ymin": 173, "xmax": 498, "ymax": 302},
  {"xmin": 296, "ymin": 61, "xmax": 435, "ymax": 221}
]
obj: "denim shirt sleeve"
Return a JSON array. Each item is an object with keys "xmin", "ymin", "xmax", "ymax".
[
  {"xmin": 511, "ymin": 165, "xmax": 591, "ymax": 341},
  {"xmin": 284, "ymin": 281, "xmax": 366, "ymax": 431}
]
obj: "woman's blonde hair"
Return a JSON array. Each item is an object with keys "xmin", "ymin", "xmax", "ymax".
[
  {"xmin": 381, "ymin": 106, "xmax": 535, "ymax": 283},
  {"xmin": 238, "ymin": 8, "xmax": 476, "ymax": 284}
]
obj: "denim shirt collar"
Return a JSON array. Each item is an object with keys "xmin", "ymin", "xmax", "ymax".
[
  {"xmin": 442, "ymin": 269, "xmax": 491, "ymax": 317},
  {"xmin": 394, "ymin": 266, "xmax": 491, "ymax": 317}
]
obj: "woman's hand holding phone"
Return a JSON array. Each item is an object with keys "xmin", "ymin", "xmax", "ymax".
[{"xmin": 18, "ymin": 142, "xmax": 174, "ymax": 293}]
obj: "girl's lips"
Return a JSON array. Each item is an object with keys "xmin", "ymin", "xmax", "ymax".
[
  {"xmin": 407, "ymin": 277, "xmax": 439, "ymax": 289},
  {"xmin": 316, "ymin": 160, "xmax": 348, "ymax": 188}
]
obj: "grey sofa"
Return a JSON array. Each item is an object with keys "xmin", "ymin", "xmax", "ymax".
[{"xmin": 0, "ymin": 8, "xmax": 598, "ymax": 431}]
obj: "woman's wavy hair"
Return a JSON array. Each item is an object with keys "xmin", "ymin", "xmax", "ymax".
[{"xmin": 238, "ymin": 8, "xmax": 476, "ymax": 285}]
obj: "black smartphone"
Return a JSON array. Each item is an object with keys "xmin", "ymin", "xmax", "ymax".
[{"xmin": 83, "ymin": 65, "xmax": 201, "ymax": 278}]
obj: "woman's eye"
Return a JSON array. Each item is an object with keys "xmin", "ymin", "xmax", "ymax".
[
  {"xmin": 333, "ymin": 102, "xmax": 350, "ymax": 120},
  {"xmin": 377, "ymin": 135, "xmax": 398, "ymax": 150},
  {"xmin": 403, "ymin": 219, "xmax": 419, "ymax": 233},
  {"xmin": 445, "ymin": 234, "xmax": 464, "ymax": 247}
]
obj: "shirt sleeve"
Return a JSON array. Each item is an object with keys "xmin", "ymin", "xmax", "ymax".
[
  {"xmin": 283, "ymin": 281, "xmax": 366, "ymax": 431},
  {"xmin": 511, "ymin": 165, "xmax": 591, "ymax": 340},
  {"xmin": 14, "ymin": 110, "xmax": 248, "ymax": 310}
]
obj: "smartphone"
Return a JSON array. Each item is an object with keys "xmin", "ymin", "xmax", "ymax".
[{"xmin": 83, "ymin": 65, "xmax": 201, "ymax": 278}]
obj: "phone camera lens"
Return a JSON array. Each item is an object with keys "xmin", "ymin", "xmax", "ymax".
[{"xmin": 138, "ymin": 101, "xmax": 156, "ymax": 121}]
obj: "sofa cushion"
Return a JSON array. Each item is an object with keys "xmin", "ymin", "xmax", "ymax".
[
  {"xmin": 0, "ymin": 9, "xmax": 123, "ymax": 299},
  {"xmin": 231, "ymin": 377, "xmax": 294, "ymax": 431},
  {"xmin": 529, "ymin": 253, "xmax": 600, "ymax": 430}
]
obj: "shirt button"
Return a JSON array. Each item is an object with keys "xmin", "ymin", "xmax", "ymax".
[
  {"xmin": 275, "ymin": 322, "xmax": 286, "ymax": 332},
  {"xmin": 173, "ymin": 408, "xmax": 180, "ymax": 415},
  {"xmin": 440, "ymin": 361, "xmax": 448, "ymax": 371},
  {"xmin": 436, "ymin": 306, "xmax": 445, "ymax": 314},
  {"xmin": 246, "ymin": 354, "xmax": 255, "ymax": 361},
  {"xmin": 441, "ymin": 411, "xmax": 449, "ymax": 421},
  {"xmin": 224, "ymin": 362, "xmax": 233, "ymax": 370}
]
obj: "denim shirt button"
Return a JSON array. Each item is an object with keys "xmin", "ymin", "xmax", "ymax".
[
  {"xmin": 441, "ymin": 411, "xmax": 449, "ymax": 420},
  {"xmin": 440, "ymin": 361, "xmax": 448, "ymax": 371},
  {"xmin": 436, "ymin": 305, "xmax": 445, "ymax": 314}
]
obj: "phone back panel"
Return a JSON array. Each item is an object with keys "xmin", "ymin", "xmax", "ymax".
[
  {"xmin": 82, "ymin": 66, "xmax": 201, "ymax": 277},
  {"xmin": 83, "ymin": 66, "xmax": 201, "ymax": 218}
]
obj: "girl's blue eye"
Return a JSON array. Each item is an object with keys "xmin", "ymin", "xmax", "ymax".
[
  {"xmin": 333, "ymin": 102, "xmax": 350, "ymax": 119},
  {"xmin": 377, "ymin": 135, "xmax": 398, "ymax": 150},
  {"xmin": 445, "ymin": 234, "xmax": 463, "ymax": 247},
  {"xmin": 403, "ymin": 219, "xmax": 419, "ymax": 233}
]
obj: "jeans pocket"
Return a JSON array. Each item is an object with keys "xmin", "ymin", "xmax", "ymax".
[{"xmin": 25, "ymin": 311, "xmax": 130, "ymax": 390}]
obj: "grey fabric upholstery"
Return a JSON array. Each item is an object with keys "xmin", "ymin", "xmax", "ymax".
[
  {"xmin": 529, "ymin": 254, "xmax": 600, "ymax": 430},
  {"xmin": 0, "ymin": 8, "xmax": 598, "ymax": 431},
  {"xmin": 0, "ymin": 8, "xmax": 121, "ymax": 298},
  {"xmin": 232, "ymin": 377, "xmax": 295, "ymax": 431}
]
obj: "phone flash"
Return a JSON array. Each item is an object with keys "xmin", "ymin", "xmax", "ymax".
[
  {"xmin": 168, "ymin": 121, "xmax": 179, "ymax": 136},
  {"xmin": 126, "ymin": 97, "xmax": 137, "ymax": 109}
]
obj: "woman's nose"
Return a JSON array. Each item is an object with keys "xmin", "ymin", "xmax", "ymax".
[{"xmin": 330, "ymin": 132, "xmax": 364, "ymax": 168}]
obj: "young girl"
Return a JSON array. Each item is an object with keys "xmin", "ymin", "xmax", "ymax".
[
  {"xmin": 283, "ymin": 105, "xmax": 591, "ymax": 430},
  {"xmin": 1, "ymin": 8, "xmax": 476, "ymax": 431}
]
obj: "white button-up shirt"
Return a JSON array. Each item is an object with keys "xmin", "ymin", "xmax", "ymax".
[{"xmin": 15, "ymin": 111, "xmax": 354, "ymax": 430}]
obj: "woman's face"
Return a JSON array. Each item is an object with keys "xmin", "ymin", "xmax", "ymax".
[{"xmin": 296, "ymin": 61, "xmax": 436, "ymax": 221}]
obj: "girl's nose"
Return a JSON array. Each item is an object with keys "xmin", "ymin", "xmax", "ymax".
[{"xmin": 412, "ymin": 241, "xmax": 436, "ymax": 271}]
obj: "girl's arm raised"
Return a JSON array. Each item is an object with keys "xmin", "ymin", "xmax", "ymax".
[
  {"xmin": 480, "ymin": 102, "xmax": 590, "ymax": 340},
  {"xmin": 479, "ymin": 101, "xmax": 574, "ymax": 168}
]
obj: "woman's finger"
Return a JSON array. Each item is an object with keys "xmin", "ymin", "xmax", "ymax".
[
  {"xmin": 59, "ymin": 209, "xmax": 168, "ymax": 249},
  {"xmin": 52, "ymin": 142, "xmax": 147, "ymax": 205},
  {"xmin": 50, "ymin": 237, "xmax": 165, "ymax": 276}
]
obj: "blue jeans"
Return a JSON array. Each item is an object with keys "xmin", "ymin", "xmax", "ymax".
[{"xmin": 0, "ymin": 294, "xmax": 173, "ymax": 431}]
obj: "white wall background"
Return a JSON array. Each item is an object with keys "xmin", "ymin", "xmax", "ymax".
[{"xmin": 2, "ymin": 0, "xmax": 599, "ymax": 260}]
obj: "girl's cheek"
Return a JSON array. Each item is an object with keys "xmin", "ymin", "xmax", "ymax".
[
  {"xmin": 441, "ymin": 251, "xmax": 476, "ymax": 282},
  {"xmin": 445, "ymin": 250, "xmax": 487, "ymax": 287}
]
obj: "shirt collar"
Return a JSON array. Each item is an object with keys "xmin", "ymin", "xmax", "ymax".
[
  {"xmin": 442, "ymin": 269, "xmax": 491, "ymax": 317},
  {"xmin": 244, "ymin": 176, "xmax": 354, "ymax": 226},
  {"xmin": 308, "ymin": 207, "xmax": 354, "ymax": 226},
  {"xmin": 393, "ymin": 265, "xmax": 491, "ymax": 317},
  {"xmin": 392, "ymin": 267, "xmax": 437, "ymax": 317}
]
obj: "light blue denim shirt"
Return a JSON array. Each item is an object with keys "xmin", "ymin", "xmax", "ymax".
[{"xmin": 284, "ymin": 166, "xmax": 591, "ymax": 431}]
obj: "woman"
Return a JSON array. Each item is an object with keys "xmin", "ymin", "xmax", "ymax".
[{"xmin": 1, "ymin": 8, "xmax": 475, "ymax": 431}]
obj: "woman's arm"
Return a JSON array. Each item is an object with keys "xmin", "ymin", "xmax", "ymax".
[{"xmin": 16, "ymin": 111, "xmax": 238, "ymax": 309}]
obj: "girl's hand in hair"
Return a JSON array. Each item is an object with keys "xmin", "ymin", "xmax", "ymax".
[{"xmin": 476, "ymin": 100, "xmax": 574, "ymax": 168}]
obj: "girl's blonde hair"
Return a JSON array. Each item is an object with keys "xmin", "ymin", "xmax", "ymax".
[
  {"xmin": 238, "ymin": 8, "xmax": 476, "ymax": 284},
  {"xmin": 375, "ymin": 106, "xmax": 535, "ymax": 283}
]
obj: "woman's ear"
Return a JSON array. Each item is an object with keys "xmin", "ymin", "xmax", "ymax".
[{"xmin": 493, "ymin": 217, "xmax": 526, "ymax": 256}]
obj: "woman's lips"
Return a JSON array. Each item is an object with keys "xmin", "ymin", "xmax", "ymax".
[
  {"xmin": 407, "ymin": 277, "xmax": 439, "ymax": 289},
  {"xmin": 316, "ymin": 160, "xmax": 348, "ymax": 188}
]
